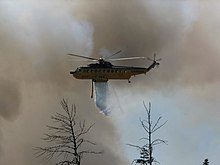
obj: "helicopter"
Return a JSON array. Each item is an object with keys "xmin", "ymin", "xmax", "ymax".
[{"xmin": 68, "ymin": 50, "xmax": 161, "ymax": 98}]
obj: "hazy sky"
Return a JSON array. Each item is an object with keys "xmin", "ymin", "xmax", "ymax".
[{"xmin": 0, "ymin": 0, "xmax": 220, "ymax": 165}]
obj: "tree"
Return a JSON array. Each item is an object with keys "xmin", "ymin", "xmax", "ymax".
[
  {"xmin": 128, "ymin": 102, "xmax": 167, "ymax": 165},
  {"xmin": 203, "ymin": 159, "xmax": 209, "ymax": 165},
  {"xmin": 35, "ymin": 99, "xmax": 102, "ymax": 165}
]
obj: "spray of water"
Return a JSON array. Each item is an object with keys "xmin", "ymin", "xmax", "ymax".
[
  {"xmin": 94, "ymin": 81, "xmax": 125, "ymax": 116},
  {"xmin": 94, "ymin": 82, "xmax": 111, "ymax": 115}
]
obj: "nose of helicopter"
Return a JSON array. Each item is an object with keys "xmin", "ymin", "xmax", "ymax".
[{"xmin": 70, "ymin": 71, "xmax": 77, "ymax": 78}]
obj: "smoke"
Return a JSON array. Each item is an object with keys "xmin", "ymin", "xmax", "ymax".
[
  {"xmin": 72, "ymin": 0, "xmax": 220, "ymax": 91},
  {"xmin": 1, "ymin": 0, "xmax": 220, "ymax": 164},
  {"xmin": 73, "ymin": 0, "xmax": 196, "ymax": 57},
  {"xmin": 71, "ymin": 0, "xmax": 211, "ymax": 91},
  {"xmin": 0, "ymin": 0, "xmax": 128, "ymax": 165},
  {"xmin": 0, "ymin": 80, "xmax": 21, "ymax": 120},
  {"xmin": 73, "ymin": 1, "xmax": 220, "ymax": 164}
]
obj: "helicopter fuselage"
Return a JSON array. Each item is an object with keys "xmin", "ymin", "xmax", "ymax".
[
  {"xmin": 70, "ymin": 65, "xmax": 147, "ymax": 82},
  {"xmin": 68, "ymin": 52, "xmax": 160, "ymax": 98}
]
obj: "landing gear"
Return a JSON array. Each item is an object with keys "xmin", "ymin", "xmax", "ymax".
[
  {"xmin": 128, "ymin": 80, "xmax": 131, "ymax": 83},
  {"xmin": 91, "ymin": 80, "xmax": 94, "ymax": 98}
]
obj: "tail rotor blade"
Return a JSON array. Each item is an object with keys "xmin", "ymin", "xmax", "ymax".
[
  {"xmin": 148, "ymin": 53, "xmax": 161, "ymax": 62},
  {"xmin": 154, "ymin": 53, "xmax": 156, "ymax": 60},
  {"xmin": 156, "ymin": 58, "xmax": 162, "ymax": 61}
]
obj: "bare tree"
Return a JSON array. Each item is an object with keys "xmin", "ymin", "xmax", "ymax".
[
  {"xmin": 35, "ymin": 99, "xmax": 102, "ymax": 165},
  {"xmin": 128, "ymin": 102, "xmax": 167, "ymax": 165}
]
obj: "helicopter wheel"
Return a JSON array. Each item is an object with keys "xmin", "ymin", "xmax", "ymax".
[{"xmin": 128, "ymin": 80, "xmax": 131, "ymax": 83}]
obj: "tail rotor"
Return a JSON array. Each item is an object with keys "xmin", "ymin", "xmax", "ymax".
[{"xmin": 147, "ymin": 53, "xmax": 161, "ymax": 68}]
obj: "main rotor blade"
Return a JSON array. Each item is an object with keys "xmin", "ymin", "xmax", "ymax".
[
  {"xmin": 147, "ymin": 57, "xmax": 162, "ymax": 61},
  {"xmin": 68, "ymin": 53, "xmax": 98, "ymax": 61},
  {"xmin": 68, "ymin": 59, "xmax": 93, "ymax": 62},
  {"xmin": 105, "ymin": 50, "xmax": 122, "ymax": 59},
  {"xmin": 147, "ymin": 57, "xmax": 154, "ymax": 61},
  {"xmin": 108, "ymin": 57, "xmax": 145, "ymax": 61}
]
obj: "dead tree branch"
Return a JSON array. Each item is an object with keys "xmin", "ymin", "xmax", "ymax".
[
  {"xmin": 35, "ymin": 99, "xmax": 102, "ymax": 165},
  {"xmin": 128, "ymin": 102, "xmax": 167, "ymax": 165}
]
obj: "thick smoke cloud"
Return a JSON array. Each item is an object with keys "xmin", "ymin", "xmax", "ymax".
[
  {"xmin": 73, "ymin": 1, "xmax": 195, "ymax": 59},
  {"xmin": 0, "ymin": 0, "xmax": 220, "ymax": 165},
  {"xmin": 73, "ymin": 0, "xmax": 216, "ymax": 90},
  {"xmin": 74, "ymin": 0, "xmax": 220, "ymax": 90},
  {"xmin": 73, "ymin": 1, "xmax": 220, "ymax": 165},
  {"xmin": 0, "ymin": 1, "xmax": 128, "ymax": 165},
  {"xmin": 0, "ymin": 80, "xmax": 21, "ymax": 120}
]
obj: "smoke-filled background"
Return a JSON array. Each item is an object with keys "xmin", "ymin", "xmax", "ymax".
[{"xmin": 0, "ymin": 0, "xmax": 220, "ymax": 165}]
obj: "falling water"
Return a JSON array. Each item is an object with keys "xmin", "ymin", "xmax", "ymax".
[{"xmin": 94, "ymin": 82, "xmax": 111, "ymax": 115}]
